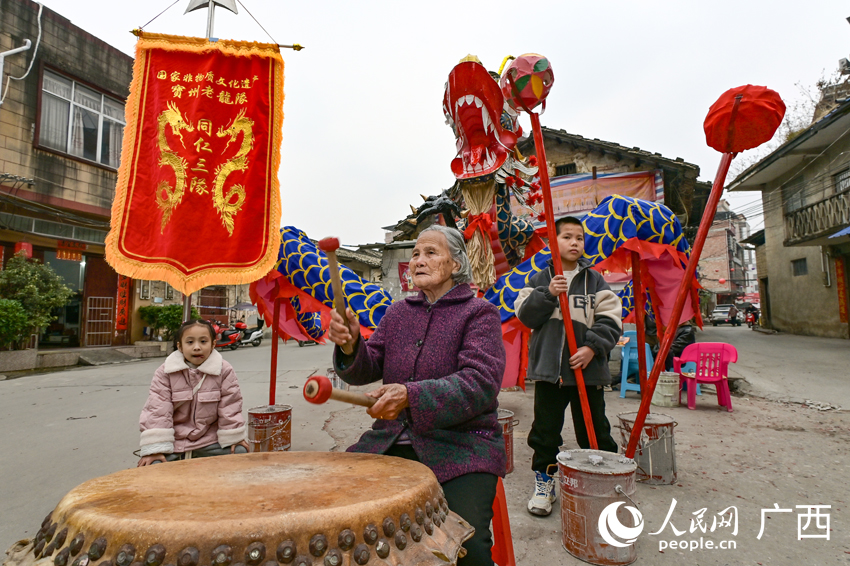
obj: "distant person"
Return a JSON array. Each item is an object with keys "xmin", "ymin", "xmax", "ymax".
[
  {"xmin": 137, "ymin": 319, "xmax": 249, "ymax": 465},
  {"xmin": 516, "ymin": 216, "xmax": 622, "ymax": 517}
]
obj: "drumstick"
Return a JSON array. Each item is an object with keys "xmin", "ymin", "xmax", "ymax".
[
  {"xmin": 318, "ymin": 237, "xmax": 354, "ymax": 355},
  {"xmin": 303, "ymin": 375, "xmax": 376, "ymax": 408}
]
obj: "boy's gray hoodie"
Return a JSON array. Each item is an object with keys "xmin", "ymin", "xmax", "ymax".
[{"xmin": 515, "ymin": 258, "xmax": 622, "ymax": 386}]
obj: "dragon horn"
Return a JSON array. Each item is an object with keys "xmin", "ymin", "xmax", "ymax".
[
  {"xmin": 410, "ymin": 205, "xmax": 418, "ymax": 215},
  {"xmin": 420, "ymin": 194, "xmax": 428, "ymax": 201},
  {"xmin": 460, "ymin": 210, "xmax": 470, "ymax": 218}
]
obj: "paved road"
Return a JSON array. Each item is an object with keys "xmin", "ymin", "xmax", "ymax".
[{"xmin": 696, "ymin": 324, "xmax": 850, "ymax": 408}]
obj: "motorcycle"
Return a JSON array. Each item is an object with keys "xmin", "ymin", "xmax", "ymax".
[
  {"xmin": 212, "ymin": 320, "xmax": 243, "ymax": 350},
  {"xmin": 746, "ymin": 311, "xmax": 758, "ymax": 329},
  {"xmin": 237, "ymin": 319, "xmax": 265, "ymax": 348}
]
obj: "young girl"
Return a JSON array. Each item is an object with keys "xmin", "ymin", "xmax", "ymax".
[{"xmin": 138, "ymin": 319, "xmax": 249, "ymax": 466}]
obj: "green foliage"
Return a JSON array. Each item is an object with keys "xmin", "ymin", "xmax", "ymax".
[
  {"xmin": 0, "ymin": 299, "xmax": 30, "ymax": 350},
  {"xmin": 0, "ymin": 252, "xmax": 73, "ymax": 341},
  {"xmin": 139, "ymin": 304, "xmax": 200, "ymax": 340}
]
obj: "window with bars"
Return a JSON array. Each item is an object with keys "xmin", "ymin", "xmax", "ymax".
[
  {"xmin": 165, "ymin": 282, "xmax": 175, "ymax": 300},
  {"xmin": 791, "ymin": 258, "xmax": 808, "ymax": 277},
  {"xmin": 555, "ymin": 163, "xmax": 577, "ymax": 176},
  {"xmin": 39, "ymin": 70, "xmax": 126, "ymax": 169},
  {"xmin": 139, "ymin": 280, "xmax": 151, "ymax": 299},
  {"xmin": 834, "ymin": 169, "xmax": 850, "ymax": 194}
]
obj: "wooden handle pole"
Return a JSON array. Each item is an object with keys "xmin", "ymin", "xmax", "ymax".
[
  {"xmin": 329, "ymin": 388, "xmax": 376, "ymax": 408},
  {"xmin": 325, "ymin": 250, "xmax": 354, "ymax": 355}
]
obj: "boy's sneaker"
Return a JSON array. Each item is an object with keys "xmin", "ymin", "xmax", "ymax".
[{"xmin": 527, "ymin": 470, "xmax": 557, "ymax": 516}]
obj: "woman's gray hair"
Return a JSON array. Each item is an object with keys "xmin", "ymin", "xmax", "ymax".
[{"xmin": 418, "ymin": 225, "xmax": 473, "ymax": 284}]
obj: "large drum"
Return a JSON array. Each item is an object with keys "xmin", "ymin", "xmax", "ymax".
[{"xmin": 5, "ymin": 452, "xmax": 474, "ymax": 566}]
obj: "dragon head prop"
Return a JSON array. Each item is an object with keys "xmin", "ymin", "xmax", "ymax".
[
  {"xmin": 443, "ymin": 59, "xmax": 519, "ymax": 180},
  {"xmin": 500, "ymin": 54, "xmax": 554, "ymax": 113}
]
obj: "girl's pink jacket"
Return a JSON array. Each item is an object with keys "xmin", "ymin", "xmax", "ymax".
[{"xmin": 139, "ymin": 349, "xmax": 246, "ymax": 456}]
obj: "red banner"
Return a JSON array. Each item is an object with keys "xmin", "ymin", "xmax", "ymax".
[
  {"xmin": 398, "ymin": 262, "xmax": 419, "ymax": 292},
  {"xmin": 106, "ymin": 32, "xmax": 283, "ymax": 294},
  {"xmin": 116, "ymin": 275, "xmax": 131, "ymax": 330},
  {"xmin": 836, "ymin": 257, "xmax": 848, "ymax": 324}
]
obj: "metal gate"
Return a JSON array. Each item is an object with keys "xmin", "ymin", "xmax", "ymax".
[{"xmin": 85, "ymin": 296, "xmax": 114, "ymax": 347}]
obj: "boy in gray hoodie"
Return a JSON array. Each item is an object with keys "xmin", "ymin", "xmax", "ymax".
[{"xmin": 515, "ymin": 216, "xmax": 622, "ymax": 516}]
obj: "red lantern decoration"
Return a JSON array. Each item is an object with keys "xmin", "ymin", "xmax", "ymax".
[
  {"xmin": 718, "ymin": 278, "xmax": 726, "ymax": 284},
  {"xmin": 14, "ymin": 242, "xmax": 33, "ymax": 259},
  {"xmin": 704, "ymin": 85, "xmax": 785, "ymax": 153}
]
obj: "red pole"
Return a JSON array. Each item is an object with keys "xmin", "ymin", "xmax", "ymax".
[
  {"xmin": 626, "ymin": 151, "xmax": 734, "ymax": 458},
  {"xmin": 530, "ymin": 112, "xmax": 598, "ymax": 449},
  {"xmin": 631, "ymin": 251, "xmax": 648, "ymax": 391},
  {"xmin": 269, "ymin": 294, "xmax": 281, "ymax": 406}
]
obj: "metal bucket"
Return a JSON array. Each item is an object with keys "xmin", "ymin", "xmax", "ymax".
[
  {"xmin": 327, "ymin": 367, "xmax": 350, "ymax": 391},
  {"xmin": 247, "ymin": 404, "xmax": 292, "ymax": 452},
  {"xmin": 497, "ymin": 409, "xmax": 519, "ymax": 474},
  {"xmin": 617, "ymin": 412, "xmax": 677, "ymax": 485},
  {"xmin": 651, "ymin": 372, "xmax": 680, "ymax": 407},
  {"xmin": 557, "ymin": 449, "xmax": 638, "ymax": 565}
]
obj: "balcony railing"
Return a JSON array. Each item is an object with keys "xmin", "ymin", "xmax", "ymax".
[{"xmin": 784, "ymin": 189, "xmax": 850, "ymax": 245}]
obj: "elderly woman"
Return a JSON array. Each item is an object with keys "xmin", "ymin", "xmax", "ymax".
[{"xmin": 328, "ymin": 225, "xmax": 506, "ymax": 566}]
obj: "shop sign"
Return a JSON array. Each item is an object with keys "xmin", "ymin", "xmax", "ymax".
[
  {"xmin": 116, "ymin": 275, "xmax": 131, "ymax": 330},
  {"xmin": 836, "ymin": 257, "xmax": 848, "ymax": 324}
]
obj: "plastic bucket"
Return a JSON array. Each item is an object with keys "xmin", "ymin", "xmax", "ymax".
[
  {"xmin": 247, "ymin": 405, "xmax": 292, "ymax": 452},
  {"xmin": 557, "ymin": 449, "xmax": 638, "ymax": 565},
  {"xmin": 617, "ymin": 411, "xmax": 677, "ymax": 485},
  {"xmin": 498, "ymin": 409, "xmax": 519, "ymax": 474},
  {"xmin": 651, "ymin": 372, "xmax": 680, "ymax": 407}
]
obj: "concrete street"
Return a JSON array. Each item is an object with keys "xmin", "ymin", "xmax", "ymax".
[{"xmin": 2, "ymin": 329, "xmax": 849, "ymax": 565}]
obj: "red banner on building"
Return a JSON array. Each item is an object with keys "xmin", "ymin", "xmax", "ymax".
[
  {"xmin": 836, "ymin": 257, "xmax": 848, "ymax": 324},
  {"xmin": 398, "ymin": 262, "xmax": 419, "ymax": 292},
  {"xmin": 116, "ymin": 275, "xmax": 131, "ymax": 330},
  {"xmin": 105, "ymin": 32, "xmax": 283, "ymax": 294}
]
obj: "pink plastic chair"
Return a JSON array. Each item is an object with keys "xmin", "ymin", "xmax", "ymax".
[{"xmin": 673, "ymin": 343, "xmax": 737, "ymax": 412}]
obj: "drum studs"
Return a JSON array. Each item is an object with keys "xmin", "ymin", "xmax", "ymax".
[
  {"xmin": 439, "ymin": 510, "xmax": 447, "ymax": 524},
  {"xmin": 308, "ymin": 535, "xmax": 327, "ymax": 557},
  {"xmin": 363, "ymin": 524, "xmax": 378, "ymax": 545},
  {"xmin": 34, "ymin": 540, "xmax": 46, "ymax": 558},
  {"xmin": 44, "ymin": 542, "xmax": 57, "ymax": 558},
  {"xmin": 46, "ymin": 523, "xmax": 58, "ymax": 542},
  {"xmin": 337, "ymin": 530, "xmax": 355, "ymax": 552},
  {"xmin": 394, "ymin": 531, "xmax": 407, "ymax": 551},
  {"xmin": 399, "ymin": 513, "xmax": 411, "ymax": 532},
  {"xmin": 440, "ymin": 498, "xmax": 448, "ymax": 513},
  {"xmin": 144, "ymin": 545, "xmax": 165, "ymax": 566},
  {"xmin": 375, "ymin": 540, "xmax": 390, "ymax": 560},
  {"xmin": 432, "ymin": 498, "xmax": 440, "ymax": 513},
  {"xmin": 70, "ymin": 534, "xmax": 86, "ymax": 556},
  {"xmin": 98, "ymin": 561, "xmax": 113, "ymax": 566},
  {"xmin": 433, "ymin": 512, "xmax": 441, "ymax": 527},
  {"xmin": 55, "ymin": 529, "xmax": 69, "ymax": 549},
  {"xmin": 381, "ymin": 518, "xmax": 395, "ymax": 537},
  {"xmin": 177, "ymin": 547, "xmax": 199, "ymax": 566},
  {"xmin": 212, "ymin": 545, "xmax": 232, "ymax": 566},
  {"xmin": 55, "ymin": 547, "xmax": 70, "ymax": 566},
  {"xmin": 275, "ymin": 541, "xmax": 296, "ymax": 564},
  {"xmin": 410, "ymin": 524, "xmax": 422, "ymax": 543},
  {"xmin": 352, "ymin": 544, "xmax": 370, "ymax": 565},
  {"xmin": 245, "ymin": 543, "xmax": 265, "ymax": 566},
  {"xmin": 42, "ymin": 513, "xmax": 53, "ymax": 528},
  {"xmin": 424, "ymin": 519, "xmax": 434, "ymax": 536},
  {"xmin": 88, "ymin": 538, "xmax": 107, "ymax": 561},
  {"xmin": 72, "ymin": 554, "xmax": 90, "ymax": 566},
  {"xmin": 414, "ymin": 508, "xmax": 424, "ymax": 525},
  {"xmin": 323, "ymin": 550, "xmax": 342, "ymax": 566},
  {"xmin": 116, "ymin": 545, "xmax": 136, "ymax": 566},
  {"xmin": 425, "ymin": 501, "xmax": 433, "ymax": 518},
  {"xmin": 292, "ymin": 557, "xmax": 310, "ymax": 566}
]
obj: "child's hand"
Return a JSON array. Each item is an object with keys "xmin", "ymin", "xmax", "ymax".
[
  {"xmin": 569, "ymin": 346, "xmax": 595, "ymax": 370},
  {"xmin": 137, "ymin": 454, "xmax": 166, "ymax": 467},
  {"xmin": 231, "ymin": 440, "xmax": 250, "ymax": 453},
  {"xmin": 548, "ymin": 275, "xmax": 568, "ymax": 297}
]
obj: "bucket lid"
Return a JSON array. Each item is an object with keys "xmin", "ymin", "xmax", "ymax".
[
  {"xmin": 617, "ymin": 412, "xmax": 675, "ymax": 425},
  {"xmin": 497, "ymin": 409, "xmax": 515, "ymax": 420},
  {"xmin": 557, "ymin": 449, "xmax": 636, "ymax": 474},
  {"xmin": 248, "ymin": 404, "xmax": 293, "ymax": 414}
]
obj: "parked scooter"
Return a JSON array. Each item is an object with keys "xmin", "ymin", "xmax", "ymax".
[
  {"xmin": 237, "ymin": 319, "xmax": 265, "ymax": 347},
  {"xmin": 212, "ymin": 320, "xmax": 243, "ymax": 350},
  {"xmin": 746, "ymin": 310, "xmax": 759, "ymax": 329}
]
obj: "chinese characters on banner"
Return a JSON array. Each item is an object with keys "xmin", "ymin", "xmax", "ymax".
[
  {"xmin": 105, "ymin": 32, "xmax": 283, "ymax": 294},
  {"xmin": 398, "ymin": 262, "xmax": 419, "ymax": 292},
  {"xmin": 115, "ymin": 275, "xmax": 131, "ymax": 330},
  {"xmin": 835, "ymin": 257, "xmax": 848, "ymax": 323}
]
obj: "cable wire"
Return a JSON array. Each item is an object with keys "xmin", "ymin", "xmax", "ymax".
[
  {"xmin": 235, "ymin": 0, "xmax": 278, "ymax": 45},
  {"xmin": 140, "ymin": 0, "xmax": 182, "ymax": 30}
]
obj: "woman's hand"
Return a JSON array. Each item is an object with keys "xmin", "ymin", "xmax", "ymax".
[
  {"xmin": 366, "ymin": 384, "xmax": 409, "ymax": 421},
  {"xmin": 548, "ymin": 274, "xmax": 568, "ymax": 297},
  {"xmin": 569, "ymin": 346, "xmax": 595, "ymax": 370},
  {"xmin": 328, "ymin": 308, "xmax": 360, "ymax": 350},
  {"xmin": 137, "ymin": 454, "xmax": 166, "ymax": 466},
  {"xmin": 231, "ymin": 440, "xmax": 250, "ymax": 453}
]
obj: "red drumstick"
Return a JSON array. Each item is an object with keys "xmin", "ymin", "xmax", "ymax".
[
  {"xmin": 303, "ymin": 375, "xmax": 376, "ymax": 408},
  {"xmin": 318, "ymin": 237, "xmax": 354, "ymax": 355}
]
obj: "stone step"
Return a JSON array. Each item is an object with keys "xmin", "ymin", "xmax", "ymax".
[{"xmin": 78, "ymin": 349, "xmax": 136, "ymax": 366}]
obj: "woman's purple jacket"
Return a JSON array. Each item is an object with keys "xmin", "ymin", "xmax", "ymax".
[{"xmin": 334, "ymin": 284, "xmax": 507, "ymax": 483}]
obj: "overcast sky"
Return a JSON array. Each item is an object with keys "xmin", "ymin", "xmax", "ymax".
[{"xmin": 33, "ymin": 0, "xmax": 850, "ymax": 244}]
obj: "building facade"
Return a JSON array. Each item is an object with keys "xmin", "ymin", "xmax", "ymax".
[
  {"xmin": 728, "ymin": 98, "xmax": 850, "ymax": 339},
  {"xmin": 697, "ymin": 200, "xmax": 751, "ymax": 306},
  {"xmin": 0, "ymin": 0, "xmax": 133, "ymax": 347}
]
